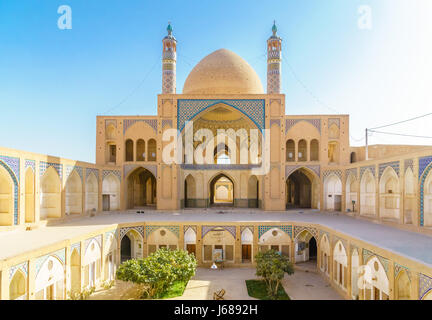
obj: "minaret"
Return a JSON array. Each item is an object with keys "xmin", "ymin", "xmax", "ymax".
[
  {"xmin": 162, "ymin": 22, "xmax": 177, "ymax": 94},
  {"xmin": 267, "ymin": 21, "xmax": 282, "ymax": 94}
]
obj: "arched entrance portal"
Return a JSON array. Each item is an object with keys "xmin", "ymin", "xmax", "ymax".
[
  {"xmin": 209, "ymin": 174, "xmax": 234, "ymax": 206},
  {"xmin": 286, "ymin": 168, "xmax": 319, "ymax": 209},
  {"xmin": 120, "ymin": 235, "xmax": 132, "ymax": 262},
  {"xmin": 295, "ymin": 230, "xmax": 317, "ymax": 264},
  {"xmin": 127, "ymin": 168, "xmax": 156, "ymax": 209}
]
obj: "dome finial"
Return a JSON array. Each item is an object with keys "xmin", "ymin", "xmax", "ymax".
[
  {"xmin": 272, "ymin": 20, "xmax": 277, "ymax": 36},
  {"xmin": 167, "ymin": 21, "xmax": 173, "ymax": 35}
]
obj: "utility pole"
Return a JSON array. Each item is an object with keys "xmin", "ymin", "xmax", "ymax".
[{"xmin": 365, "ymin": 128, "xmax": 368, "ymax": 161}]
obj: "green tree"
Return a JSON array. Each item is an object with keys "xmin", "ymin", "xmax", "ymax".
[
  {"xmin": 255, "ymin": 250, "xmax": 294, "ymax": 299},
  {"xmin": 116, "ymin": 248, "xmax": 197, "ymax": 299}
]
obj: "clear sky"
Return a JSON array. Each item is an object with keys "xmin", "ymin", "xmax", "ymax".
[{"xmin": 1, "ymin": 0, "xmax": 431, "ymax": 163}]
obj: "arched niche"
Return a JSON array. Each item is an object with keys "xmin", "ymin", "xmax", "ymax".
[
  {"xmin": 258, "ymin": 228, "xmax": 291, "ymax": 258},
  {"xmin": 147, "ymin": 227, "xmax": 178, "ymax": 254},
  {"xmin": 346, "ymin": 173, "xmax": 358, "ymax": 213},
  {"xmin": 40, "ymin": 167, "xmax": 61, "ymax": 220},
  {"xmin": 83, "ymin": 239, "xmax": 102, "ymax": 288},
  {"xmin": 294, "ymin": 229, "xmax": 317, "ymax": 264},
  {"xmin": 9, "ymin": 270, "xmax": 27, "ymax": 300},
  {"xmin": 102, "ymin": 173, "xmax": 120, "ymax": 211},
  {"xmin": 0, "ymin": 164, "xmax": 15, "ymax": 226},
  {"xmin": 85, "ymin": 172, "xmax": 98, "ymax": 213},
  {"xmin": 360, "ymin": 170, "xmax": 376, "ymax": 216},
  {"xmin": 379, "ymin": 167, "xmax": 400, "ymax": 220},
  {"xmin": 324, "ymin": 174, "xmax": 342, "ymax": 211},
  {"xmin": 65, "ymin": 170, "xmax": 83, "ymax": 215}
]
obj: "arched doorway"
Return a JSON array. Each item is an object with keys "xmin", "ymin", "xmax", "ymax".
[
  {"xmin": 241, "ymin": 228, "xmax": 253, "ymax": 263},
  {"xmin": 286, "ymin": 168, "xmax": 319, "ymax": 209},
  {"xmin": 127, "ymin": 167, "xmax": 156, "ymax": 209},
  {"xmin": 209, "ymin": 173, "xmax": 234, "ymax": 206},
  {"xmin": 102, "ymin": 174, "xmax": 120, "ymax": 211},
  {"xmin": 295, "ymin": 230, "xmax": 317, "ymax": 264},
  {"xmin": 324, "ymin": 174, "xmax": 342, "ymax": 211},
  {"xmin": 184, "ymin": 174, "xmax": 196, "ymax": 208},
  {"xmin": 184, "ymin": 227, "xmax": 197, "ymax": 256},
  {"xmin": 120, "ymin": 235, "xmax": 132, "ymax": 262}
]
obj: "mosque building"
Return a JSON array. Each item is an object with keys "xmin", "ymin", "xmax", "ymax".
[{"xmin": 1, "ymin": 23, "xmax": 432, "ymax": 300}]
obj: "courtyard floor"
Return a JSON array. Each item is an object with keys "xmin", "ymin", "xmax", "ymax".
[
  {"xmin": 1, "ymin": 208, "xmax": 432, "ymax": 268},
  {"xmin": 89, "ymin": 264, "xmax": 342, "ymax": 300}
]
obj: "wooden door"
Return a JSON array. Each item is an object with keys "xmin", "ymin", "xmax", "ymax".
[
  {"xmin": 186, "ymin": 244, "xmax": 196, "ymax": 256},
  {"xmin": 242, "ymin": 244, "xmax": 251, "ymax": 262}
]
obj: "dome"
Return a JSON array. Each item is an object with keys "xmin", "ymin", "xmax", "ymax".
[{"xmin": 182, "ymin": 49, "xmax": 264, "ymax": 94}]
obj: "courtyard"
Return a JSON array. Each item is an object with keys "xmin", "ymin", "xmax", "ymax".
[{"xmin": 89, "ymin": 263, "xmax": 342, "ymax": 300}]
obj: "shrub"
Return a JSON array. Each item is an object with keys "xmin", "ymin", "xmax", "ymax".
[
  {"xmin": 116, "ymin": 248, "xmax": 197, "ymax": 299},
  {"xmin": 255, "ymin": 250, "xmax": 294, "ymax": 299}
]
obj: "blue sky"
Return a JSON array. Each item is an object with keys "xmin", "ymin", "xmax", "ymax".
[{"xmin": 1, "ymin": 0, "xmax": 431, "ymax": 163}]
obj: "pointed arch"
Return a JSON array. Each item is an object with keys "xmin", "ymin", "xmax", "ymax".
[
  {"xmin": 35, "ymin": 256, "xmax": 65, "ymax": 300},
  {"xmin": 319, "ymin": 233, "xmax": 330, "ymax": 274},
  {"xmin": 209, "ymin": 172, "xmax": 235, "ymax": 206},
  {"xmin": 379, "ymin": 167, "xmax": 400, "ymax": 220},
  {"xmin": 295, "ymin": 229, "xmax": 317, "ymax": 263},
  {"xmin": 83, "ymin": 239, "xmax": 102, "ymax": 288},
  {"xmin": 363, "ymin": 256, "xmax": 389, "ymax": 300},
  {"xmin": 126, "ymin": 167, "xmax": 156, "ymax": 209},
  {"xmin": 85, "ymin": 172, "xmax": 98, "ymax": 213},
  {"xmin": 360, "ymin": 169, "xmax": 376, "ymax": 216},
  {"xmin": 286, "ymin": 167, "xmax": 320, "ymax": 209},
  {"xmin": 0, "ymin": 162, "xmax": 15, "ymax": 226},
  {"xmin": 346, "ymin": 173, "xmax": 358, "ymax": 213},
  {"xmin": 121, "ymin": 229, "xmax": 143, "ymax": 262},
  {"xmin": 324, "ymin": 174, "xmax": 342, "ymax": 211},
  {"xmin": 258, "ymin": 227, "xmax": 291, "ymax": 258},
  {"xmin": 395, "ymin": 270, "xmax": 411, "ymax": 300},
  {"xmin": 333, "ymin": 240, "xmax": 348, "ymax": 289},
  {"xmin": 40, "ymin": 166, "xmax": 61, "ymax": 220},
  {"xmin": 9, "ymin": 269, "xmax": 27, "ymax": 300},
  {"xmin": 102, "ymin": 173, "xmax": 120, "ymax": 211},
  {"xmin": 65, "ymin": 170, "xmax": 83, "ymax": 215},
  {"xmin": 70, "ymin": 248, "xmax": 81, "ymax": 295}
]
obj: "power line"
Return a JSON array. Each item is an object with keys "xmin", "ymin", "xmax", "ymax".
[
  {"xmin": 99, "ymin": 58, "xmax": 160, "ymax": 115},
  {"xmin": 369, "ymin": 112, "xmax": 432, "ymax": 130},
  {"xmin": 368, "ymin": 129, "xmax": 432, "ymax": 139},
  {"xmin": 282, "ymin": 54, "xmax": 340, "ymax": 114}
]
